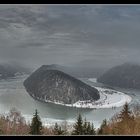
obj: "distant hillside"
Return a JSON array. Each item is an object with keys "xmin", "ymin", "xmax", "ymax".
[
  {"xmin": 97, "ymin": 63, "xmax": 140, "ymax": 89},
  {"xmin": 0, "ymin": 63, "xmax": 31, "ymax": 79},
  {"xmin": 23, "ymin": 65, "xmax": 100, "ymax": 104}
]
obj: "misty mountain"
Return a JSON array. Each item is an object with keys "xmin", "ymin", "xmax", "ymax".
[
  {"xmin": 97, "ymin": 63, "xmax": 140, "ymax": 89},
  {"xmin": 0, "ymin": 63, "xmax": 31, "ymax": 79},
  {"xmin": 23, "ymin": 65, "xmax": 100, "ymax": 104}
]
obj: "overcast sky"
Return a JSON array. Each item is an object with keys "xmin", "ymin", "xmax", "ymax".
[{"xmin": 0, "ymin": 5, "xmax": 140, "ymax": 69}]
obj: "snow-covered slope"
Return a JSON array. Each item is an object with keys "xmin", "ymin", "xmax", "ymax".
[{"xmin": 41, "ymin": 86, "xmax": 132, "ymax": 109}]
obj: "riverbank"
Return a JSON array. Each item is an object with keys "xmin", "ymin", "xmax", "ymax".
[{"xmin": 37, "ymin": 86, "xmax": 132, "ymax": 109}]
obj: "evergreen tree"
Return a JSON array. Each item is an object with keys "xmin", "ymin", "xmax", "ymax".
[
  {"xmin": 98, "ymin": 119, "xmax": 107, "ymax": 135},
  {"xmin": 119, "ymin": 102, "xmax": 134, "ymax": 122},
  {"xmin": 83, "ymin": 118, "xmax": 88, "ymax": 135},
  {"xmin": 86, "ymin": 122, "xmax": 91, "ymax": 135},
  {"xmin": 72, "ymin": 114, "xmax": 83, "ymax": 135},
  {"xmin": 53, "ymin": 122, "xmax": 59, "ymax": 135},
  {"xmin": 82, "ymin": 118, "xmax": 96, "ymax": 135},
  {"xmin": 53, "ymin": 123, "xmax": 64, "ymax": 135},
  {"xmin": 90, "ymin": 123, "xmax": 96, "ymax": 135},
  {"xmin": 117, "ymin": 103, "xmax": 135, "ymax": 134},
  {"xmin": 57, "ymin": 126, "xmax": 64, "ymax": 135},
  {"xmin": 30, "ymin": 109, "xmax": 42, "ymax": 135}
]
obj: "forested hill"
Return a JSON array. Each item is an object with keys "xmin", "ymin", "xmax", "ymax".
[
  {"xmin": 97, "ymin": 63, "xmax": 140, "ymax": 89},
  {"xmin": 24, "ymin": 65, "xmax": 100, "ymax": 104}
]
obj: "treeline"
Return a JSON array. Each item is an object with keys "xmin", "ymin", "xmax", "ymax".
[{"xmin": 0, "ymin": 103, "xmax": 140, "ymax": 135}]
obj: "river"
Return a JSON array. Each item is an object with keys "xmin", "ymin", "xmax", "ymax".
[{"xmin": 0, "ymin": 75, "xmax": 139, "ymax": 128}]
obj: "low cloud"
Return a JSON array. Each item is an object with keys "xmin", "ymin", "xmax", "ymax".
[{"xmin": 0, "ymin": 5, "xmax": 140, "ymax": 69}]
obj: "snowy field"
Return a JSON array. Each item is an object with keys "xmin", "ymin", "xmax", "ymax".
[
  {"xmin": 42, "ymin": 86, "xmax": 132, "ymax": 109},
  {"xmin": 88, "ymin": 78, "xmax": 97, "ymax": 83}
]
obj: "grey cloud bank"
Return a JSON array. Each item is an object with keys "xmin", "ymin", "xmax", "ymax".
[{"xmin": 0, "ymin": 5, "xmax": 140, "ymax": 71}]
